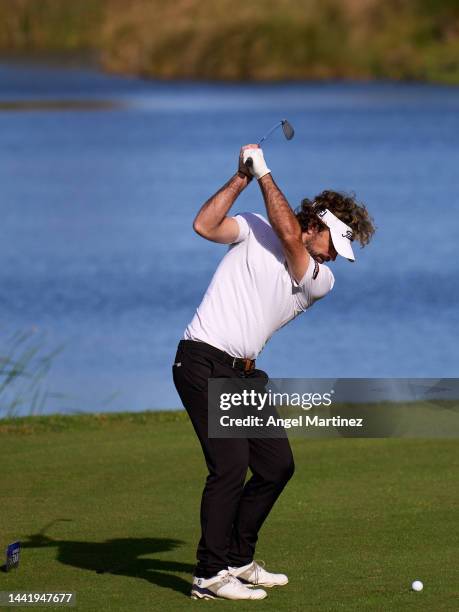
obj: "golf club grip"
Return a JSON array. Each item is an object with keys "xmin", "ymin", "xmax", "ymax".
[{"xmin": 245, "ymin": 157, "xmax": 253, "ymax": 168}]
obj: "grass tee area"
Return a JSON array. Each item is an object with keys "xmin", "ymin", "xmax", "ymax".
[{"xmin": 1, "ymin": 411, "xmax": 457, "ymax": 611}]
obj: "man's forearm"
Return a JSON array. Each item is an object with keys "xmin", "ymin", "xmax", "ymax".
[
  {"xmin": 193, "ymin": 172, "xmax": 250, "ymax": 233},
  {"xmin": 258, "ymin": 174, "xmax": 301, "ymax": 240}
]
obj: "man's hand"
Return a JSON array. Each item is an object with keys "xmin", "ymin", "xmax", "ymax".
[
  {"xmin": 238, "ymin": 145, "xmax": 256, "ymax": 180},
  {"xmin": 241, "ymin": 145, "xmax": 271, "ymax": 180}
]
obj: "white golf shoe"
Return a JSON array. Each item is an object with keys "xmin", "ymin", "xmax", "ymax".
[
  {"xmin": 229, "ymin": 560, "xmax": 289, "ymax": 588},
  {"xmin": 190, "ymin": 569, "xmax": 267, "ymax": 600}
]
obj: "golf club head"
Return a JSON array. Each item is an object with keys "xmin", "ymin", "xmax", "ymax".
[
  {"xmin": 281, "ymin": 119, "xmax": 294, "ymax": 140},
  {"xmin": 245, "ymin": 118, "xmax": 295, "ymax": 170}
]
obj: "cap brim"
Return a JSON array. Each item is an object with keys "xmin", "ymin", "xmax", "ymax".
[{"xmin": 330, "ymin": 230, "xmax": 355, "ymax": 262}]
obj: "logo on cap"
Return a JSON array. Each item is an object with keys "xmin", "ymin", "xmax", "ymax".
[{"xmin": 342, "ymin": 230, "xmax": 354, "ymax": 240}]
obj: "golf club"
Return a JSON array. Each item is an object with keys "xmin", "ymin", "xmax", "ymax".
[{"xmin": 245, "ymin": 119, "xmax": 294, "ymax": 169}]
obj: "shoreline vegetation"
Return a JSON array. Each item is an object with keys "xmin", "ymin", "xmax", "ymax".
[
  {"xmin": 1, "ymin": 403, "xmax": 457, "ymax": 436},
  {"xmin": 0, "ymin": 410, "xmax": 189, "ymax": 433},
  {"xmin": 0, "ymin": 0, "xmax": 458, "ymax": 84}
]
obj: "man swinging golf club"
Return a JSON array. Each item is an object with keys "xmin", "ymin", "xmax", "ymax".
[{"xmin": 173, "ymin": 142, "xmax": 375, "ymax": 601}]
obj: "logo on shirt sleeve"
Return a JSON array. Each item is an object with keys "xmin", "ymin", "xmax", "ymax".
[{"xmin": 312, "ymin": 262, "xmax": 319, "ymax": 280}]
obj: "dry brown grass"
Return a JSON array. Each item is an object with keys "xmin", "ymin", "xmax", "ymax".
[{"xmin": 0, "ymin": 0, "xmax": 458, "ymax": 82}]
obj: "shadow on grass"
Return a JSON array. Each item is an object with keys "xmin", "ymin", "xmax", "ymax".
[{"xmin": 21, "ymin": 520, "xmax": 194, "ymax": 595}]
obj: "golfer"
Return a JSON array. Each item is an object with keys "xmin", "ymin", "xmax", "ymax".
[{"xmin": 173, "ymin": 145, "xmax": 375, "ymax": 601}]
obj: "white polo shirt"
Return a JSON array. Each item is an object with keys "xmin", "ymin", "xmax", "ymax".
[{"xmin": 184, "ymin": 212, "xmax": 334, "ymax": 359}]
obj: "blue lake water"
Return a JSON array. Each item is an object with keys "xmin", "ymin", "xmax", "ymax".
[{"xmin": 0, "ymin": 62, "xmax": 458, "ymax": 415}]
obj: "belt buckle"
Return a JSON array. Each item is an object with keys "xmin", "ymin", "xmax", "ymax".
[
  {"xmin": 231, "ymin": 356, "xmax": 254, "ymax": 372},
  {"xmin": 244, "ymin": 359, "xmax": 253, "ymax": 373}
]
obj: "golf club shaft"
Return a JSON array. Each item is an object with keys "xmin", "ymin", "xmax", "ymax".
[
  {"xmin": 258, "ymin": 121, "xmax": 283, "ymax": 146},
  {"xmin": 245, "ymin": 120, "xmax": 290, "ymax": 169}
]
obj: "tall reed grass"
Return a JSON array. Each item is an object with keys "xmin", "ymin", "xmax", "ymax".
[
  {"xmin": 0, "ymin": 2, "xmax": 458, "ymax": 81},
  {"xmin": 0, "ymin": 329, "xmax": 63, "ymax": 418}
]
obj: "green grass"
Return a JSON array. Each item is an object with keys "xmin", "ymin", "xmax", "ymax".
[{"xmin": 1, "ymin": 411, "xmax": 458, "ymax": 610}]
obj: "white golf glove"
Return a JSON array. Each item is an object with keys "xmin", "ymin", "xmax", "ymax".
[{"xmin": 242, "ymin": 148, "xmax": 271, "ymax": 180}]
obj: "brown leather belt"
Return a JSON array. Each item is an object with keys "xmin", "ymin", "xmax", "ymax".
[
  {"xmin": 180, "ymin": 340, "xmax": 256, "ymax": 373},
  {"xmin": 233, "ymin": 357, "xmax": 256, "ymax": 373}
]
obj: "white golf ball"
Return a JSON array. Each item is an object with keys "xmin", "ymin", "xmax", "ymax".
[{"xmin": 411, "ymin": 580, "xmax": 423, "ymax": 592}]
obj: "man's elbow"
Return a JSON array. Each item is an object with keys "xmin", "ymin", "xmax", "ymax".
[{"xmin": 193, "ymin": 218, "xmax": 206, "ymax": 237}]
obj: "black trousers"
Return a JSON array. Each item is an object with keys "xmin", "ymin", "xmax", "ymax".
[{"xmin": 172, "ymin": 339, "xmax": 295, "ymax": 578}]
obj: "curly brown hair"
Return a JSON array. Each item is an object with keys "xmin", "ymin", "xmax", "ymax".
[{"xmin": 295, "ymin": 190, "xmax": 376, "ymax": 247}]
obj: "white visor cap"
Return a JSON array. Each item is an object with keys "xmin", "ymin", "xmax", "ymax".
[{"xmin": 316, "ymin": 208, "xmax": 355, "ymax": 262}]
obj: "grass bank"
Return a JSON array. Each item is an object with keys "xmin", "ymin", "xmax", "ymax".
[
  {"xmin": 1, "ymin": 410, "xmax": 458, "ymax": 610},
  {"xmin": 0, "ymin": 0, "xmax": 458, "ymax": 83}
]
